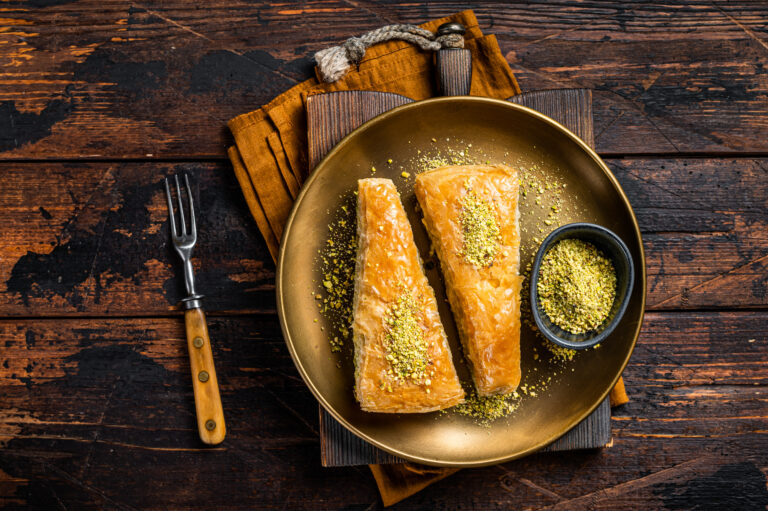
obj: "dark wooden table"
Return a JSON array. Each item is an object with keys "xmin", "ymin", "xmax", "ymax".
[{"xmin": 1, "ymin": 3, "xmax": 767, "ymax": 510}]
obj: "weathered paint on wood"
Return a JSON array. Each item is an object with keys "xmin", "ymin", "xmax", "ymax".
[
  {"xmin": 0, "ymin": 2, "xmax": 766, "ymax": 158},
  {"xmin": 0, "ymin": 313, "xmax": 765, "ymax": 509},
  {"xmin": 1, "ymin": 2, "xmax": 767, "ymax": 508},
  {"xmin": 0, "ymin": 157, "xmax": 766, "ymax": 315},
  {"xmin": 0, "ymin": 161, "xmax": 275, "ymax": 315}
]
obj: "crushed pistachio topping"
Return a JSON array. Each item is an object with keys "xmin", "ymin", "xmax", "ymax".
[
  {"xmin": 546, "ymin": 341, "xmax": 577, "ymax": 362},
  {"xmin": 454, "ymin": 391, "xmax": 519, "ymax": 425},
  {"xmin": 516, "ymin": 168, "xmax": 582, "ymax": 361},
  {"xmin": 383, "ymin": 291, "xmax": 430, "ymax": 384},
  {"xmin": 537, "ymin": 239, "xmax": 617, "ymax": 334},
  {"xmin": 318, "ymin": 194, "xmax": 357, "ymax": 352},
  {"xmin": 459, "ymin": 187, "xmax": 501, "ymax": 267}
]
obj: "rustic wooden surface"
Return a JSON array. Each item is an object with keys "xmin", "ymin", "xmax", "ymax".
[
  {"xmin": 1, "ymin": 2, "xmax": 767, "ymax": 510},
  {"xmin": 313, "ymin": 88, "xmax": 612, "ymax": 467}
]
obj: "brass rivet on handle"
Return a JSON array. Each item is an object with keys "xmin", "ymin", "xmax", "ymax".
[
  {"xmin": 198, "ymin": 370, "xmax": 209, "ymax": 382},
  {"xmin": 205, "ymin": 419, "xmax": 216, "ymax": 431},
  {"xmin": 193, "ymin": 336, "xmax": 204, "ymax": 348}
]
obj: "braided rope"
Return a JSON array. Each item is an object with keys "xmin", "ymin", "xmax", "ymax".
[{"xmin": 314, "ymin": 24, "xmax": 464, "ymax": 83}]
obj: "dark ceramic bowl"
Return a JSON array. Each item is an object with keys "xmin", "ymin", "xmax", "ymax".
[{"xmin": 530, "ymin": 223, "xmax": 635, "ymax": 350}]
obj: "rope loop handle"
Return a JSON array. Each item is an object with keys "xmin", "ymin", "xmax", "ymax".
[{"xmin": 314, "ymin": 23, "xmax": 465, "ymax": 83}]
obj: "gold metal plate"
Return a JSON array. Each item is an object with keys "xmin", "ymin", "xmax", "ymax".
[{"xmin": 277, "ymin": 97, "xmax": 645, "ymax": 467}]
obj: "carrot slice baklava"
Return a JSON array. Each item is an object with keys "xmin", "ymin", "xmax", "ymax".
[
  {"xmin": 414, "ymin": 165, "xmax": 522, "ymax": 396},
  {"xmin": 352, "ymin": 178, "xmax": 464, "ymax": 413}
]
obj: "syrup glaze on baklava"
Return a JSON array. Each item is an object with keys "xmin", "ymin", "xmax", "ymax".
[
  {"xmin": 352, "ymin": 179, "xmax": 464, "ymax": 412},
  {"xmin": 415, "ymin": 165, "xmax": 522, "ymax": 396}
]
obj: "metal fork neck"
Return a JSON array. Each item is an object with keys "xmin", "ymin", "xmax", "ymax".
[
  {"xmin": 181, "ymin": 294, "xmax": 204, "ymax": 310},
  {"xmin": 181, "ymin": 259, "xmax": 203, "ymax": 309},
  {"xmin": 182, "ymin": 259, "xmax": 197, "ymax": 296}
]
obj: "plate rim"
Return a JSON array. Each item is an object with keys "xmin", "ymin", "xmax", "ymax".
[{"xmin": 276, "ymin": 95, "xmax": 647, "ymax": 467}]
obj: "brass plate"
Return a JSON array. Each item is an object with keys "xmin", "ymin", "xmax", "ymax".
[{"xmin": 277, "ymin": 97, "xmax": 645, "ymax": 467}]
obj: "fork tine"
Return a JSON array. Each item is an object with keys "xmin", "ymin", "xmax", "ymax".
[
  {"xmin": 164, "ymin": 178, "xmax": 178, "ymax": 239},
  {"xmin": 184, "ymin": 173, "xmax": 196, "ymax": 238},
  {"xmin": 174, "ymin": 174, "xmax": 187, "ymax": 236}
]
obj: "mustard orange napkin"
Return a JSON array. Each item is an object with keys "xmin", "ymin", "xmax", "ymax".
[
  {"xmin": 227, "ymin": 9, "xmax": 628, "ymax": 507},
  {"xmin": 228, "ymin": 10, "xmax": 519, "ymax": 260}
]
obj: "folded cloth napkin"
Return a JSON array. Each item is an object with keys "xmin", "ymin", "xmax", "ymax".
[
  {"xmin": 228, "ymin": 10, "xmax": 519, "ymax": 260},
  {"xmin": 228, "ymin": 9, "xmax": 629, "ymax": 507}
]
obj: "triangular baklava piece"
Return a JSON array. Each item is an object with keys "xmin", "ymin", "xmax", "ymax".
[
  {"xmin": 352, "ymin": 178, "xmax": 465, "ymax": 413},
  {"xmin": 415, "ymin": 165, "xmax": 522, "ymax": 396}
]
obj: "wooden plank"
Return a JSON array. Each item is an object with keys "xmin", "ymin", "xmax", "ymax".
[
  {"xmin": 509, "ymin": 89, "xmax": 593, "ymax": 147},
  {"xmin": 319, "ymin": 409, "xmax": 401, "ymax": 466},
  {"xmin": 610, "ymin": 157, "xmax": 768, "ymax": 310},
  {"xmin": 0, "ymin": 2, "xmax": 766, "ymax": 158},
  {"xmin": 435, "ymin": 48, "xmax": 473, "ymax": 96},
  {"xmin": 0, "ymin": 157, "xmax": 766, "ymax": 316},
  {"xmin": 0, "ymin": 161, "xmax": 275, "ymax": 316},
  {"xmin": 307, "ymin": 91, "xmax": 412, "ymax": 169},
  {"xmin": 309, "ymin": 90, "xmax": 415, "ymax": 467},
  {"xmin": 0, "ymin": 312, "xmax": 765, "ymax": 509},
  {"xmin": 543, "ymin": 399, "xmax": 611, "ymax": 453},
  {"xmin": 0, "ymin": 163, "xmax": 274, "ymax": 315},
  {"xmin": 314, "ymin": 88, "xmax": 611, "ymax": 466}
]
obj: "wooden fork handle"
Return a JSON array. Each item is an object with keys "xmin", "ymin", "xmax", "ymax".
[{"xmin": 184, "ymin": 307, "xmax": 226, "ymax": 445}]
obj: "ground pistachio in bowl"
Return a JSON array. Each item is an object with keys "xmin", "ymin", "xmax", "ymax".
[
  {"xmin": 537, "ymin": 238, "xmax": 617, "ymax": 335},
  {"xmin": 529, "ymin": 222, "xmax": 635, "ymax": 350}
]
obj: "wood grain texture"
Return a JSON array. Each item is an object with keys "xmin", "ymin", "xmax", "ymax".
[
  {"xmin": 435, "ymin": 48, "xmax": 473, "ymax": 96},
  {"xmin": 322, "ymin": 399, "xmax": 610, "ymax": 466},
  {"xmin": 0, "ymin": 161, "xmax": 275, "ymax": 316},
  {"xmin": 320, "ymin": 409, "xmax": 400, "ymax": 466},
  {"xmin": 0, "ymin": 1, "xmax": 766, "ymax": 158},
  {"xmin": 509, "ymin": 89, "xmax": 594, "ymax": 148},
  {"xmin": 0, "ymin": 157, "xmax": 766, "ymax": 316},
  {"xmin": 313, "ymin": 88, "xmax": 611, "ymax": 467},
  {"xmin": 185, "ymin": 307, "xmax": 226, "ymax": 445},
  {"xmin": 1, "ymin": 2, "xmax": 768, "ymax": 507},
  {"xmin": 307, "ymin": 91, "xmax": 412, "ymax": 169},
  {"xmin": 611, "ymin": 157, "xmax": 768, "ymax": 311},
  {"xmin": 0, "ymin": 313, "xmax": 765, "ymax": 509}
]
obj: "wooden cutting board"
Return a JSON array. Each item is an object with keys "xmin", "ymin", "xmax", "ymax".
[{"xmin": 306, "ymin": 88, "xmax": 612, "ymax": 467}]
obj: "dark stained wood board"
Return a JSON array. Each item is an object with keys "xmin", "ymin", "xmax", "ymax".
[
  {"xmin": 307, "ymin": 91, "xmax": 412, "ymax": 168},
  {"xmin": 435, "ymin": 48, "xmax": 473, "ymax": 96},
  {"xmin": 1, "ymin": 312, "xmax": 765, "ymax": 509},
  {"xmin": 319, "ymin": 400, "xmax": 612, "ymax": 467},
  {"xmin": 509, "ymin": 89, "xmax": 594, "ymax": 148},
  {"xmin": 0, "ymin": 161, "xmax": 275, "ymax": 317},
  {"xmin": 0, "ymin": 2, "xmax": 767, "ymax": 508},
  {"xmin": 309, "ymin": 88, "xmax": 612, "ymax": 467},
  {"xmin": 0, "ymin": 157, "xmax": 767, "ymax": 317},
  {"xmin": 1, "ymin": 2, "xmax": 768, "ymax": 158}
]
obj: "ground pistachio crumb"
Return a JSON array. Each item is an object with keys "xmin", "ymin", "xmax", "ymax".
[
  {"xmin": 454, "ymin": 391, "xmax": 518, "ymax": 425},
  {"xmin": 383, "ymin": 290, "xmax": 430, "ymax": 384},
  {"xmin": 516, "ymin": 166, "xmax": 580, "ymax": 363},
  {"xmin": 547, "ymin": 340, "xmax": 576, "ymax": 362},
  {"xmin": 537, "ymin": 239, "xmax": 617, "ymax": 334},
  {"xmin": 459, "ymin": 186, "xmax": 501, "ymax": 267},
  {"xmin": 318, "ymin": 194, "xmax": 358, "ymax": 353}
]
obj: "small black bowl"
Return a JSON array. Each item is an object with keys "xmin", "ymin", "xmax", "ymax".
[{"xmin": 530, "ymin": 223, "xmax": 635, "ymax": 350}]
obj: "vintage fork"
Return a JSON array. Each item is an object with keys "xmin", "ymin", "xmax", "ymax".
[{"xmin": 164, "ymin": 174, "xmax": 226, "ymax": 445}]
